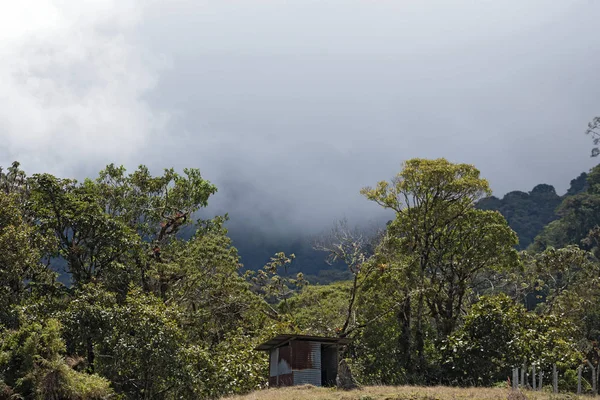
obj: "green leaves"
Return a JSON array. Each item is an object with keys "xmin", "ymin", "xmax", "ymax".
[
  {"xmin": 0, "ymin": 192, "xmax": 54, "ymax": 329},
  {"xmin": 94, "ymin": 163, "xmax": 217, "ymax": 242},
  {"xmin": 0, "ymin": 318, "xmax": 114, "ymax": 400},
  {"xmin": 444, "ymin": 294, "xmax": 580, "ymax": 385},
  {"xmin": 361, "ymin": 158, "xmax": 491, "ymax": 213},
  {"xmin": 95, "ymin": 288, "xmax": 186, "ymax": 399},
  {"xmin": 0, "ymin": 161, "xmax": 272, "ymax": 399}
]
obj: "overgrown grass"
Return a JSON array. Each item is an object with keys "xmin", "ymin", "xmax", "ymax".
[{"xmin": 224, "ymin": 385, "xmax": 592, "ymax": 400}]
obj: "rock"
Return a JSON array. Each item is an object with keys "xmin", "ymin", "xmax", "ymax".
[{"xmin": 336, "ymin": 359, "xmax": 359, "ymax": 390}]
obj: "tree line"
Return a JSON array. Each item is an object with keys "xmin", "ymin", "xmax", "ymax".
[{"xmin": 2, "ymin": 157, "xmax": 600, "ymax": 399}]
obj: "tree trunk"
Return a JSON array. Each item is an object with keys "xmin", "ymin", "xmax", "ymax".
[
  {"xmin": 86, "ymin": 336, "xmax": 95, "ymax": 373},
  {"xmin": 415, "ymin": 292, "xmax": 425, "ymax": 370},
  {"xmin": 398, "ymin": 294, "xmax": 412, "ymax": 371}
]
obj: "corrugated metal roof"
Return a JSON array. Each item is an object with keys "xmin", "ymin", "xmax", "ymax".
[{"xmin": 255, "ymin": 334, "xmax": 349, "ymax": 351}]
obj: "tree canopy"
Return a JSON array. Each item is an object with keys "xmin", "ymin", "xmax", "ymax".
[{"xmin": 2, "ymin": 158, "xmax": 600, "ymax": 398}]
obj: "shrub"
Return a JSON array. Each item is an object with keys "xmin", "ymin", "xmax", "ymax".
[
  {"xmin": 36, "ymin": 359, "xmax": 113, "ymax": 400},
  {"xmin": 0, "ymin": 381, "xmax": 14, "ymax": 400}
]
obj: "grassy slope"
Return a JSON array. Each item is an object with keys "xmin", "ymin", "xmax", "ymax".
[{"xmin": 224, "ymin": 385, "xmax": 589, "ymax": 400}]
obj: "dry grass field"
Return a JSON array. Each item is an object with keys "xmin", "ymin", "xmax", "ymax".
[{"xmin": 224, "ymin": 385, "xmax": 592, "ymax": 400}]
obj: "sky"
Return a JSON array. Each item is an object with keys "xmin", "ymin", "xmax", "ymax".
[{"xmin": 1, "ymin": 0, "xmax": 599, "ymax": 238}]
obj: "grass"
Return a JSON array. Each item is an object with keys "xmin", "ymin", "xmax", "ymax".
[{"xmin": 224, "ymin": 385, "xmax": 594, "ymax": 400}]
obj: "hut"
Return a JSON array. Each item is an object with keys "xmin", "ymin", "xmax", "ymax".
[{"xmin": 255, "ymin": 334, "xmax": 349, "ymax": 387}]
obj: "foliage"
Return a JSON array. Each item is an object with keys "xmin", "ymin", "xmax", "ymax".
[
  {"xmin": 586, "ymin": 116, "xmax": 600, "ymax": 157},
  {"xmin": 29, "ymin": 173, "xmax": 138, "ymax": 287},
  {"xmin": 477, "ymin": 184, "xmax": 562, "ymax": 249},
  {"xmin": 283, "ymin": 281, "xmax": 352, "ymax": 336},
  {"xmin": 0, "ymin": 319, "xmax": 113, "ymax": 400},
  {"xmin": 531, "ymin": 164, "xmax": 600, "ymax": 252},
  {"xmin": 359, "ymin": 158, "xmax": 518, "ymax": 380},
  {"xmin": 0, "ymin": 192, "xmax": 51, "ymax": 329},
  {"xmin": 0, "ymin": 161, "xmax": 272, "ymax": 400},
  {"xmin": 248, "ymin": 252, "xmax": 307, "ymax": 320},
  {"xmin": 444, "ymin": 294, "xmax": 579, "ymax": 386},
  {"xmin": 94, "ymin": 289, "xmax": 186, "ymax": 399},
  {"xmin": 5, "ymin": 157, "xmax": 600, "ymax": 398}
]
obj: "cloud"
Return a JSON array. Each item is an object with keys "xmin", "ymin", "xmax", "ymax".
[
  {"xmin": 2, "ymin": 0, "xmax": 600, "ymax": 238},
  {"xmin": 0, "ymin": 0, "xmax": 168, "ymax": 176}
]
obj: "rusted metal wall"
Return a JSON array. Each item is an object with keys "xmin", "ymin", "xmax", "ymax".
[
  {"xmin": 269, "ymin": 373, "xmax": 293, "ymax": 387},
  {"xmin": 293, "ymin": 369, "xmax": 321, "ymax": 386},
  {"xmin": 291, "ymin": 341, "xmax": 321, "ymax": 386},
  {"xmin": 278, "ymin": 373, "xmax": 294, "ymax": 387},
  {"xmin": 278, "ymin": 344, "xmax": 292, "ymax": 375},
  {"xmin": 269, "ymin": 344, "xmax": 293, "ymax": 387}
]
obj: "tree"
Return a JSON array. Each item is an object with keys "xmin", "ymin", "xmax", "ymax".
[
  {"xmin": 92, "ymin": 164, "xmax": 217, "ymax": 244},
  {"xmin": 361, "ymin": 158, "xmax": 518, "ymax": 374},
  {"xmin": 0, "ymin": 161, "xmax": 30, "ymax": 202},
  {"xmin": 27, "ymin": 164, "xmax": 217, "ymax": 293},
  {"xmin": 531, "ymin": 164, "xmax": 600, "ymax": 252},
  {"xmin": 29, "ymin": 174, "xmax": 138, "ymax": 287},
  {"xmin": 586, "ymin": 116, "xmax": 600, "ymax": 157},
  {"xmin": 476, "ymin": 185, "xmax": 562, "ymax": 249},
  {"xmin": 283, "ymin": 281, "xmax": 352, "ymax": 336},
  {"xmin": 0, "ymin": 192, "xmax": 56, "ymax": 329},
  {"xmin": 0, "ymin": 161, "xmax": 277, "ymax": 399},
  {"xmin": 0, "ymin": 318, "xmax": 113, "ymax": 399},
  {"xmin": 94, "ymin": 289, "xmax": 187, "ymax": 400},
  {"xmin": 313, "ymin": 218, "xmax": 381, "ymax": 336},
  {"xmin": 158, "ymin": 220, "xmax": 268, "ymax": 344},
  {"xmin": 444, "ymin": 294, "xmax": 580, "ymax": 386}
]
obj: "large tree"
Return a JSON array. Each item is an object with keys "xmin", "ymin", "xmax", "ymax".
[
  {"xmin": 0, "ymin": 162, "xmax": 274, "ymax": 400},
  {"xmin": 361, "ymin": 158, "xmax": 518, "ymax": 375}
]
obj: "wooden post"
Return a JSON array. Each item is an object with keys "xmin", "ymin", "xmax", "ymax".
[
  {"xmin": 597, "ymin": 365, "xmax": 600, "ymax": 396},
  {"xmin": 577, "ymin": 365, "xmax": 582, "ymax": 395},
  {"xmin": 539, "ymin": 369, "xmax": 543, "ymax": 391},
  {"xmin": 532, "ymin": 364, "xmax": 536, "ymax": 391},
  {"xmin": 520, "ymin": 363, "xmax": 525, "ymax": 388},
  {"xmin": 553, "ymin": 364, "xmax": 558, "ymax": 394},
  {"xmin": 512, "ymin": 367, "xmax": 519, "ymax": 390},
  {"xmin": 587, "ymin": 360, "xmax": 597, "ymax": 394}
]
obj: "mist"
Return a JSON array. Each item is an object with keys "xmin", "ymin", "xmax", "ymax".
[{"xmin": 1, "ymin": 0, "xmax": 599, "ymax": 245}]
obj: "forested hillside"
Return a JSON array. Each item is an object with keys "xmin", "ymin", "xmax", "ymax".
[
  {"xmin": 475, "ymin": 172, "xmax": 588, "ymax": 249},
  {"xmin": 2, "ymin": 158, "xmax": 600, "ymax": 399}
]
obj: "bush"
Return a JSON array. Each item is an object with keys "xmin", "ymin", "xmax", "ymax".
[
  {"xmin": 0, "ymin": 381, "xmax": 14, "ymax": 400},
  {"xmin": 0, "ymin": 319, "xmax": 113, "ymax": 400},
  {"xmin": 36, "ymin": 359, "xmax": 113, "ymax": 400}
]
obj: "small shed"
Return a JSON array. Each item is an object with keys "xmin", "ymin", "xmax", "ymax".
[{"xmin": 255, "ymin": 334, "xmax": 349, "ymax": 387}]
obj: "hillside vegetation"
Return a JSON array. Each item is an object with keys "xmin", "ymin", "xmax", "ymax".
[{"xmin": 4, "ymin": 158, "xmax": 600, "ymax": 399}]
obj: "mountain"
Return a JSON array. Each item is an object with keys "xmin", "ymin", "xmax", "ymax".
[{"xmin": 476, "ymin": 172, "xmax": 589, "ymax": 250}]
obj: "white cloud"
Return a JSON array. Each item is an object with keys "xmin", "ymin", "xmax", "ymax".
[
  {"xmin": 1, "ymin": 0, "xmax": 599, "ymax": 237},
  {"xmin": 0, "ymin": 0, "xmax": 168, "ymax": 176}
]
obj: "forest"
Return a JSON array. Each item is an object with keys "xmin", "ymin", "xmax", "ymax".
[{"xmin": 3, "ymin": 154, "xmax": 600, "ymax": 400}]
